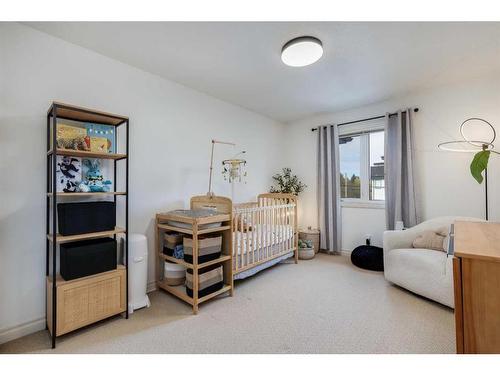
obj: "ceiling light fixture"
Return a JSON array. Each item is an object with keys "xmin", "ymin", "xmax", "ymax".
[{"xmin": 281, "ymin": 36, "xmax": 323, "ymax": 67}]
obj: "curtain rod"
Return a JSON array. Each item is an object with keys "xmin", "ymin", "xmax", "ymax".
[{"xmin": 310, "ymin": 108, "xmax": 419, "ymax": 132}]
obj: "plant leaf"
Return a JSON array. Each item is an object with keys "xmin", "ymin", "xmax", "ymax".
[{"xmin": 470, "ymin": 150, "xmax": 490, "ymax": 184}]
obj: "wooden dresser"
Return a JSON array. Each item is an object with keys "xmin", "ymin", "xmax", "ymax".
[{"xmin": 453, "ymin": 221, "xmax": 500, "ymax": 353}]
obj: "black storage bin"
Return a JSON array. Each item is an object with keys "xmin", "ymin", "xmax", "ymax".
[
  {"xmin": 60, "ymin": 238, "xmax": 117, "ymax": 281},
  {"xmin": 57, "ymin": 201, "xmax": 116, "ymax": 236}
]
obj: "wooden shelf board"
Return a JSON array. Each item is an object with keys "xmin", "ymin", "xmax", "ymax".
[
  {"xmin": 197, "ymin": 214, "xmax": 231, "ymax": 225},
  {"xmin": 159, "ymin": 254, "xmax": 231, "ymax": 270},
  {"xmin": 157, "ymin": 281, "xmax": 231, "ymax": 306},
  {"xmin": 197, "ymin": 255, "xmax": 232, "ymax": 269},
  {"xmin": 47, "ymin": 265, "xmax": 126, "ymax": 286},
  {"xmin": 48, "ymin": 149, "xmax": 127, "ymax": 160},
  {"xmin": 47, "ymin": 192, "xmax": 126, "ymax": 197},
  {"xmin": 157, "ymin": 224, "xmax": 193, "ymax": 235},
  {"xmin": 48, "ymin": 102, "xmax": 127, "ymax": 126},
  {"xmin": 47, "ymin": 227, "xmax": 125, "ymax": 243},
  {"xmin": 160, "ymin": 254, "xmax": 193, "ymax": 269},
  {"xmin": 198, "ymin": 226, "xmax": 231, "ymax": 235},
  {"xmin": 157, "ymin": 281, "xmax": 194, "ymax": 305},
  {"xmin": 157, "ymin": 224, "xmax": 231, "ymax": 235},
  {"xmin": 198, "ymin": 285, "xmax": 232, "ymax": 304}
]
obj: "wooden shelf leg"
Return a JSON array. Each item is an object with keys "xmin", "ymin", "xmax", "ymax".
[
  {"xmin": 192, "ymin": 226, "xmax": 199, "ymax": 314},
  {"xmin": 155, "ymin": 217, "xmax": 161, "ymax": 286}
]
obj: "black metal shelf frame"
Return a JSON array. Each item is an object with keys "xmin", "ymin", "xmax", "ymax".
[{"xmin": 45, "ymin": 103, "xmax": 129, "ymax": 349}]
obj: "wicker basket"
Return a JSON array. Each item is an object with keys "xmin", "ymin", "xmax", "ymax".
[
  {"xmin": 299, "ymin": 229, "xmax": 320, "ymax": 254},
  {"xmin": 164, "ymin": 261, "xmax": 186, "ymax": 286},
  {"xmin": 299, "ymin": 247, "xmax": 315, "ymax": 260},
  {"xmin": 163, "ymin": 232, "xmax": 184, "ymax": 257},
  {"xmin": 186, "ymin": 264, "xmax": 223, "ymax": 298},
  {"xmin": 183, "ymin": 235, "xmax": 222, "ymax": 264}
]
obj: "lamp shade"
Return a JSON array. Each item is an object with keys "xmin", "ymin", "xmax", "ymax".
[{"xmin": 281, "ymin": 36, "xmax": 323, "ymax": 67}]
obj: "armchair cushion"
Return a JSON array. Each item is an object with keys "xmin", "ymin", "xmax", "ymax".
[{"xmin": 412, "ymin": 227, "xmax": 448, "ymax": 251}]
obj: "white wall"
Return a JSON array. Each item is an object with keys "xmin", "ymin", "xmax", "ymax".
[
  {"xmin": 285, "ymin": 74, "xmax": 500, "ymax": 251},
  {"xmin": 0, "ymin": 23, "xmax": 286, "ymax": 342}
]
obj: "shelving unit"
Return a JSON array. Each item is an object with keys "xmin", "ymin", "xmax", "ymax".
[
  {"xmin": 155, "ymin": 196, "xmax": 234, "ymax": 314},
  {"xmin": 46, "ymin": 102, "xmax": 129, "ymax": 348}
]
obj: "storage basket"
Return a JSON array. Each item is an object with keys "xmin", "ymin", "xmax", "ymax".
[
  {"xmin": 164, "ymin": 261, "xmax": 186, "ymax": 286},
  {"xmin": 60, "ymin": 238, "xmax": 117, "ymax": 281},
  {"xmin": 183, "ymin": 235, "xmax": 222, "ymax": 264},
  {"xmin": 163, "ymin": 232, "xmax": 184, "ymax": 257},
  {"xmin": 299, "ymin": 229, "xmax": 320, "ymax": 254},
  {"xmin": 185, "ymin": 264, "xmax": 223, "ymax": 298},
  {"xmin": 57, "ymin": 201, "xmax": 116, "ymax": 236}
]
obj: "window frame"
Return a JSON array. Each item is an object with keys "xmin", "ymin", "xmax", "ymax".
[{"xmin": 338, "ymin": 120, "xmax": 385, "ymax": 209}]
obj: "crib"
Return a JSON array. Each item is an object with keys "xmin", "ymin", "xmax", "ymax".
[{"xmin": 191, "ymin": 193, "xmax": 298, "ymax": 279}]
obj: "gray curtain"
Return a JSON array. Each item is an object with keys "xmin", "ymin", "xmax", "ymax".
[
  {"xmin": 317, "ymin": 125, "xmax": 342, "ymax": 253},
  {"xmin": 384, "ymin": 109, "xmax": 418, "ymax": 230}
]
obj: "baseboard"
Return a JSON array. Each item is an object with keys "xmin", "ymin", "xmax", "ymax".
[
  {"xmin": 1, "ymin": 282, "xmax": 158, "ymax": 345},
  {"xmin": 0, "ymin": 318, "xmax": 46, "ymax": 345},
  {"xmin": 147, "ymin": 280, "xmax": 157, "ymax": 293},
  {"xmin": 318, "ymin": 249, "xmax": 351, "ymax": 256}
]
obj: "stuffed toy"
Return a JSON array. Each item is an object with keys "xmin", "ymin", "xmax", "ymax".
[
  {"xmin": 56, "ymin": 137, "xmax": 90, "ymax": 151},
  {"xmin": 57, "ymin": 156, "xmax": 80, "ymax": 179},
  {"xmin": 56, "ymin": 156, "xmax": 81, "ymax": 193},
  {"xmin": 78, "ymin": 159, "xmax": 112, "ymax": 192}
]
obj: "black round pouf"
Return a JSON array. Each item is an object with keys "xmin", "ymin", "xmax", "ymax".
[{"xmin": 350, "ymin": 245, "xmax": 384, "ymax": 271}]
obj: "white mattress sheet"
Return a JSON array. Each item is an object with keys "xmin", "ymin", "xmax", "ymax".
[{"xmin": 233, "ymin": 224, "xmax": 294, "ymax": 255}]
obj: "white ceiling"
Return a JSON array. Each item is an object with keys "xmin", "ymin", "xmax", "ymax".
[{"xmin": 26, "ymin": 22, "xmax": 500, "ymax": 123}]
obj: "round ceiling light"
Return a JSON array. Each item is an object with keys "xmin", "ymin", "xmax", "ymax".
[{"xmin": 281, "ymin": 36, "xmax": 323, "ymax": 67}]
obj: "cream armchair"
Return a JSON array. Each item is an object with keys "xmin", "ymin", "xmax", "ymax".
[{"xmin": 383, "ymin": 216, "xmax": 483, "ymax": 308}]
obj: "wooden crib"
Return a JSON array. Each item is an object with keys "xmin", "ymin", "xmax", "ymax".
[{"xmin": 191, "ymin": 193, "xmax": 298, "ymax": 279}]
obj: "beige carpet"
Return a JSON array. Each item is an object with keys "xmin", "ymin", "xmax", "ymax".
[{"xmin": 0, "ymin": 254, "xmax": 455, "ymax": 354}]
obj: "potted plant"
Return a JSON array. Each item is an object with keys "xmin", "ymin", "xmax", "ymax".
[
  {"xmin": 298, "ymin": 239, "xmax": 315, "ymax": 260},
  {"xmin": 270, "ymin": 168, "xmax": 306, "ymax": 195}
]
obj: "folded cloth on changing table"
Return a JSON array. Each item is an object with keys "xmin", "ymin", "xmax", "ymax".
[{"xmin": 173, "ymin": 244, "xmax": 184, "ymax": 259}]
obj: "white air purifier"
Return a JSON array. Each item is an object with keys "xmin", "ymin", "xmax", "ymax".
[{"xmin": 123, "ymin": 233, "xmax": 151, "ymax": 314}]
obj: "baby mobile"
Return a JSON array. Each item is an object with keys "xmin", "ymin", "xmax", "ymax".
[
  {"xmin": 207, "ymin": 139, "xmax": 247, "ymax": 200},
  {"xmin": 222, "ymin": 151, "xmax": 247, "ymax": 183}
]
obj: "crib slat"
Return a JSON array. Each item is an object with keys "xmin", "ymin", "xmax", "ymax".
[
  {"xmin": 275, "ymin": 200, "xmax": 279, "ymax": 255},
  {"xmin": 259, "ymin": 199, "xmax": 263, "ymax": 263},
  {"xmin": 245, "ymin": 210, "xmax": 250, "ymax": 267},
  {"xmin": 268, "ymin": 198, "xmax": 272, "ymax": 259},
  {"xmin": 252, "ymin": 208, "xmax": 256, "ymax": 265},
  {"xmin": 234, "ymin": 213, "xmax": 238, "ymax": 272},
  {"xmin": 280, "ymin": 199, "xmax": 284, "ymax": 254},
  {"xmin": 290, "ymin": 201, "xmax": 293, "ymax": 252}
]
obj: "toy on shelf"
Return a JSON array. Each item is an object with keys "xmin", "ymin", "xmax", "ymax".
[
  {"xmin": 90, "ymin": 137, "xmax": 109, "ymax": 153},
  {"xmin": 78, "ymin": 158, "xmax": 112, "ymax": 192},
  {"xmin": 56, "ymin": 156, "xmax": 82, "ymax": 192},
  {"xmin": 56, "ymin": 123, "xmax": 90, "ymax": 151},
  {"xmin": 56, "ymin": 137, "xmax": 89, "ymax": 151},
  {"xmin": 55, "ymin": 122, "xmax": 116, "ymax": 154},
  {"xmin": 86, "ymin": 123, "xmax": 115, "ymax": 153}
]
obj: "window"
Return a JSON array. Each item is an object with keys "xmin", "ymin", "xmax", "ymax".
[
  {"xmin": 339, "ymin": 129, "xmax": 385, "ymax": 205},
  {"xmin": 339, "ymin": 135, "xmax": 361, "ymax": 199}
]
